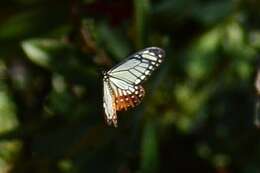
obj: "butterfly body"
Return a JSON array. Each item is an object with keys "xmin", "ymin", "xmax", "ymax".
[{"xmin": 103, "ymin": 47, "xmax": 165, "ymax": 127}]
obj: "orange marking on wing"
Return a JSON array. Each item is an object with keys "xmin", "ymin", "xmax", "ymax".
[
  {"xmin": 128, "ymin": 96, "xmax": 135, "ymax": 107},
  {"xmin": 115, "ymin": 85, "xmax": 145, "ymax": 112}
]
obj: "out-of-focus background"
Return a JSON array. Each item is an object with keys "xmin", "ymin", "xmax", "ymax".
[{"xmin": 0, "ymin": 0, "xmax": 260, "ymax": 172}]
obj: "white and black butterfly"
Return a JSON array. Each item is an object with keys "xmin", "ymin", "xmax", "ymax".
[{"xmin": 103, "ymin": 47, "xmax": 165, "ymax": 127}]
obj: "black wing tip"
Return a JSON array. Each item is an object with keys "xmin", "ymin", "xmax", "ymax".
[{"xmin": 144, "ymin": 47, "xmax": 165, "ymax": 58}]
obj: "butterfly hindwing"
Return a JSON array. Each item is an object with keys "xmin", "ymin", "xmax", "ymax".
[{"xmin": 113, "ymin": 84, "xmax": 145, "ymax": 111}]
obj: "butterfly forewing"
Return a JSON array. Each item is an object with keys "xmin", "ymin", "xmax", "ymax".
[
  {"xmin": 103, "ymin": 47, "xmax": 165, "ymax": 127},
  {"xmin": 108, "ymin": 47, "xmax": 164, "ymax": 85}
]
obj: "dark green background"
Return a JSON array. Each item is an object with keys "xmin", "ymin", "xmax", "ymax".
[{"xmin": 0, "ymin": 0, "xmax": 259, "ymax": 172}]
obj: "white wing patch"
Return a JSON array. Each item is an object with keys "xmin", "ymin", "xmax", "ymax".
[
  {"xmin": 142, "ymin": 53, "xmax": 158, "ymax": 61},
  {"xmin": 109, "ymin": 77, "xmax": 133, "ymax": 90},
  {"xmin": 103, "ymin": 47, "xmax": 165, "ymax": 127},
  {"xmin": 108, "ymin": 47, "xmax": 164, "ymax": 85},
  {"xmin": 103, "ymin": 80, "xmax": 117, "ymax": 127},
  {"xmin": 108, "ymin": 58, "xmax": 141, "ymax": 72}
]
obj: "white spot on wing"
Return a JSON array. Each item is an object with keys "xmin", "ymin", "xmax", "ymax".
[
  {"xmin": 139, "ymin": 63, "xmax": 149, "ymax": 68},
  {"xmin": 109, "ymin": 58, "xmax": 140, "ymax": 73},
  {"xmin": 129, "ymin": 87, "xmax": 135, "ymax": 92},
  {"xmin": 130, "ymin": 69, "xmax": 142, "ymax": 76},
  {"xmin": 135, "ymin": 66, "xmax": 146, "ymax": 72},
  {"xmin": 109, "ymin": 77, "xmax": 132, "ymax": 90},
  {"xmin": 142, "ymin": 54, "xmax": 158, "ymax": 61},
  {"xmin": 135, "ymin": 79, "xmax": 141, "ymax": 84},
  {"xmin": 118, "ymin": 89, "xmax": 122, "ymax": 96}
]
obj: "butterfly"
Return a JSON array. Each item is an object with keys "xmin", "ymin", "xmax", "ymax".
[{"xmin": 103, "ymin": 47, "xmax": 165, "ymax": 127}]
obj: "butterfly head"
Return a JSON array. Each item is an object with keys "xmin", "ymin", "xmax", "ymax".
[{"xmin": 102, "ymin": 70, "xmax": 109, "ymax": 81}]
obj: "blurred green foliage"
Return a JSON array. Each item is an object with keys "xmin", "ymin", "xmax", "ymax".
[{"xmin": 0, "ymin": 0, "xmax": 260, "ymax": 172}]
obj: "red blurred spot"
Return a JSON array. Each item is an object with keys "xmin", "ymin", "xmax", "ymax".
[{"xmin": 83, "ymin": 0, "xmax": 133, "ymax": 26}]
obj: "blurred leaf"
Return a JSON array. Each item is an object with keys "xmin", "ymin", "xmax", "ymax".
[
  {"xmin": 224, "ymin": 21, "xmax": 244, "ymax": 50},
  {"xmin": 22, "ymin": 39, "xmax": 53, "ymax": 68},
  {"xmin": 0, "ymin": 85, "xmax": 18, "ymax": 134},
  {"xmin": 0, "ymin": 140, "xmax": 22, "ymax": 173},
  {"xmin": 22, "ymin": 38, "xmax": 71, "ymax": 68},
  {"xmin": 140, "ymin": 121, "xmax": 159, "ymax": 173},
  {"xmin": 134, "ymin": 0, "xmax": 150, "ymax": 48},
  {"xmin": 223, "ymin": 20, "xmax": 256, "ymax": 60},
  {"xmin": 249, "ymin": 30, "xmax": 260, "ymax": 49},
  {"xmin": 186, "ymin": 27, "xmax": 221, "ymax": 81},
  {"xmin": 46, "ymin": 89, "xmax": 73, "ymax": 116},
  {"xmin": 234, "ymin": 60, "xmax": 252, "ymax": 80},
  {"xmin": 152, "ymin": 0, "xmax": 195, "ymax": 21},
  {"xmin": 174, "ymin": 82, "xmax": 216, "ymax": 132},
  {"xmin": 22, "ymin": 38, "xmax": 97, "ymax": 85},
  {"xmin": 192, "ymin": 1, "xmax": 233, "ymax": 25},
  {"xmin": 212, "ymin": 154, "xmax": 230, "ymax": 168},
  {"xmin": 196, "ymin": 142, "xmax": 212, "ymax": 160},
  {"xmin": 16, "ymin": 0, "xmax": 47, "ymax": 4},
  {"xmin": 0, "ymin": 5, "xmax": 68, "ymax": 41},
  {"xmin": 97, "ymin": 22, "xmax": 130, "ymax": 59},
  {"xmin": 255, "ymin": 99, "xmax": 260, "ymax": 128},
  {"xmin": 0, "ymin": 10, "xmax": 41, "ymax": 40},
  {"xmin": 58, "ymin": 159, "xmax": 76, "ymax": 173}
]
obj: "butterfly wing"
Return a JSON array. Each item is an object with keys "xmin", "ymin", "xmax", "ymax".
[
  {"xmin": 107, "ymin": 47, "xmax": 164, "ymax": 85},
  {"xmin": 103, "ymin": 80, "xmax": 118, "ymax": 127},
  {"xmin": 108, "ymin": 77, "xmax": 145, "ymax": 111},
  {"xmin": 114, "ymin": 85, "xmax": 145, "ymax": 111},
  {"xmin": 103, "ymin": 47, "xmax": 164, "ymax": 127}
]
